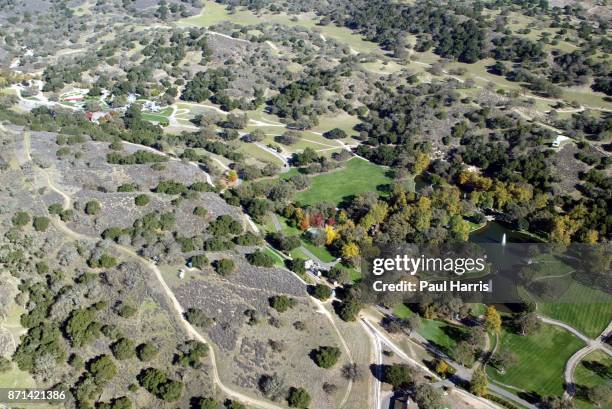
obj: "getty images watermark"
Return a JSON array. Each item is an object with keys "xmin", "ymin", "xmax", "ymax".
[
  {"xmin": 371, "ymin": 254, "xmax": 490, "ymax": 293},
  {"xmin": 358, "ymin": 243, "xmax": 610, "ymax": 304}
]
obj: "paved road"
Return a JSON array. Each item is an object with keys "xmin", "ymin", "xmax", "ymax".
[{"xmin": 562, "ymin": 320, "xmax": 612, "ymax": 398}]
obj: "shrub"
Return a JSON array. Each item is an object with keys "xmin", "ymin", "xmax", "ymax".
[
  {"xmin": 85, "ymin": 200, "xmax": 101, "ymax": 215},
  {"xmin": 134, "ymin": 194, "xmax": 150, "ymax": 206},
  {"xmin": 286, "ymin": 258, "xmax": 306, "ymax": 274},
  {"xmin": 184, "ymin": 308, "xmax": 212, "ymax": 328},
  {"xmin": 33, "ymin": 216, "xmax": 50, "ymax": 232},
  {"xmin": 269, "ymin": 295, "xmax": 296, "ymax": 313},
  {"xmin": 189, "ymin": 254, "xmax": 208, "ymax": 269},
  {"xmin": 287, "ymin": 387, "xmax": 311, "ymax": 409},
  {"xmin": 48, "ymin": 203, "xmax": 63, "ymax": 214},
  {"xmin": 312, "ymin": 284, "xmax": 332, "ymax": 301},
  {"xmin": 138, "ymin": 368, "xmax": 183, "ymax": 402},
  {"xmin": 88, "ymin": 253, "xmax": 117, "ymax": 268},
  {"xmin": 384, "ymin": 364, "xmax": 412, "ymax": 388},
  {"xmin": 312, "ymin": 346, "xmax": 341, "ymax": 368},
  {"xmin": 117, "ymin": 304, "xmax": 137, "ymax": 318},
  {"xmin": 193, "ymin": 206, "xmax": 208, "ymax": 217},
  {"xmin": 213, "ymin": 259, "xmax": 235, "ymax": 276},
  {"xmin": 11, "ymin": 211, "xmax": 30, "ymax": 227},
  {"xmin": 0, "ymin": 357, "xmax": 11, "ymax": 373},
  {"xmin": 323, "ymin": 128, "xmax": 347, "ymax": 139},
  {"xmin": 247, "ymin": 250, "xmax": 275, "ymax": 267},
  {"xmin": 136, "ymin": 343, "xmax": 158, "ymax": 362},
  {"xmin": 89, "ymin": 355, "xmax": 117, "ymax": 384},
  {"xmin": 111, "ymin": 338, "xmax": 136, "ymax": 360}
]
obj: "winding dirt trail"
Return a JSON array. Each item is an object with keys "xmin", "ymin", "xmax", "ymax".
[
  {"xmin": 17, "ymin": 129, "xmax": 286, "ymax": 409},
  {"xmin": 18, "ymin": 128, "xmax": 357, "ymax": 409}
]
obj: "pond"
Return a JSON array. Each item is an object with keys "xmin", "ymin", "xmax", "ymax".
[{"xmin": 469, "ymin": 221, "xmax": 541, "ymax": 244}]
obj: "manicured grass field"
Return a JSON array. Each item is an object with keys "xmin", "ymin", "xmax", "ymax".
[
  {"xmin": 295, "ymin": 158, "xmax": 393, "ymax": 206},
  {"xmin": 488, "ymin": 324, "xmax": 585, "ymax": 397},
  {"xmin": 574, "ymin": 350, "xmax": 612, "ymax": 409},
  {"xmin": 537, "ymin": 282, "xmax": 612, "ymax": 338},
  {"xmin": 418, "ymin": 319, "xmax": 469, "ymax": 360},
  {"xmin": 302, "ymin": 240, "xmax": 336, "ymax": 263},
  {"xmin": 141, "ymin": 112, "xmax": 170, "ymax": 124}
]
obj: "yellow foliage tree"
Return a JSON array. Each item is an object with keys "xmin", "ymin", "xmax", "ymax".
[
  {"xmin": 341, "ymin": 242, "xmax": 360, "ymax": 260},
  {"xmin": 484, "ymin": 305, "xmax": 502, "ymax": 333},
  {"xmin": 325, "ymin": 225, "xmax": 338, "ymax": 245}
]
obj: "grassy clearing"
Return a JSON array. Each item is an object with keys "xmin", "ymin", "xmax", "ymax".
[
  {"xmin": 301, "ymin": 240, "xmax": 336, "ymax": 263},
  {"xmin": 179, "ymin": 1, "xmax": 382, "ymax": 54},
  {"xmin": 574, "ymin": 350, "xmax": 612, "ymax": 409},
  {"xmin": 537, "ymin": 282, "xmax": 612, "ymax": 338},
  {"xmin": 141, "ymin": 112, "xmax": 170, "ymax": 124},
  {"xmin": 236, "ymin": 143, "xmax": 284, "ymax": 166},
  {"xmin": 295, "ymin": 158, "xmax": 393, "ymax": 206},
  {"xmin": 394, "ymin": 303, "xmax": 413, "ymax": 319},
  {"xmin": 418, "ymin": 319, "xmax": 469, "ymax": 360},
  {"xmin": 488, "ymin": 324, "xmax": 584, "ymax": 397},
  {"xmin": 0, "ymin": 301, "xmax": 37, "ymax": 392},
  {"xmin": 311, "ymin": 112, "xmax": 361, "ymax": 137},
  {"xmin": 361, "ymin": 60, "xmax": 405, "ymax": 75}
]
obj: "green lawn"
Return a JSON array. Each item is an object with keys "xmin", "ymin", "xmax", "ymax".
[
  {"xmin": 295, "ymin": 158, "xmax": 393, "ymax": 206},
  {"xmin": 537, "ymin": 282, "xmax": 612, "ymax": 338},
  {"xmin": 574, "ymin": 350, "xmax": 612, "ymax": 409},
  {"xmin": 302, "ymin": 240, "xmax": 336, "ymax": 263},
  {"xmin": 488, "ymin": 324, "xmax": 585, "ymax": 397},
  {"xmin": 141, "ymin": 112, "xmax": 170, "ymax": 124},
  {"xmin": 394, "ymin": 303, "xmax": 413, "ymax": 319},
  {"xmin": 263, "ymin": 246, "xmax": 286, "ymax": 267},
  {"xmin": 418, "ymin": 319, "xmax": 469, "ymax": 360}
]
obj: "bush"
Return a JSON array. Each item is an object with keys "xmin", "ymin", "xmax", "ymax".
[
  {"xmin": 189, "ymin": 254, "xmax": 208, "ymax": 269},
  {"xmin": 196, "ymin": 397, "xmax": 220, "ymax": 409},
  {"xmin": 383, "ymin": 364, "xmax": 412, "ymax": 388},
  {"xmin": 153, "ymin": 180, "xmax": 187, "ymax": 195},
  {"xmin": 134, "ymin": 194, "xmax": 150, "ymax": 206},
  {"xmin": 48, "ymin": 203, "xmax": 63, "ymax": 214},
  {"xmin": 33, "ymin": 216, "xmax": 50, "ymax": 232},
  {"xmin": 269, "ymin": 295, "xmax": 296, "ymax": 313},
  {"xmin": 89, "ymin": 355, "xmax": 117, "ymax": 384},
  {"xmin": 88, "ymin": 253, "xmax": 117, "ymax": 268},
  {"xmin": 247, "ymin": 250, "xmax": 275, "ymax": 267},
  {"xmin": 0, "ymin": 357, "xmax": 12, "ymax": 373},
  {"xmin": 117, "ymin": 304, "xmax": 137, "ymax": 318},
  {"xmin": 111, "ymin": 338, "xmax": 136, "ymax": 360},
  {"xmin": 287, "ymin": 387, "xmax": 311, "ymax": 409},
  {"xmin": 323, "ymin": 128, "xmax": 347, "ymax": 139},
  {"xmin": 138, "ymin": 367, "xmax": 183, "ymax": 402},
  {"xmin": 184, "ymin": 308, "xmax": 212, "ymax": 328},
  {"xmin": 137, "ymin": 343, "xmax": 158, "ymax": 362},
  {"xmin": 12, "ymin": 211, "xmax": 30, "ymax": 227},
  {"xmin": 193, "ymin": 206, "xmax": 208, "ymax": 217},
  {"xmin": 85, "ymin": 200, "xmax": 101, "ymax": 215},
  {"xmin": 213, "ymin": 259, "xmax": 235, "ymax": 276},
  {"xmin": 311, "ymin": 284, "xmax": 332, "ymax": 301},
  {"xmin": 312, "ymin": 346, "xmax": 341, "ymax": 368},
  {"xmin": 285, "ymin": 258, "xmax": 306, "ymax": 274}
]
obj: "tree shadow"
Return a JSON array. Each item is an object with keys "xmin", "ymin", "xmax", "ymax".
[
  {"xmin": 440, "ymin": 324, "xmax": 470, "ymax": 343},
  {"xmin": 582, "ymin": 360, "xmax": 611, "ymax": 379},
  {"xmin": 574, "ymin": 384, "xmax": 591, "ymax": 401},
  {"xmin": 369, "ymin": 363, "xmax": 386, "ymax": 383},
  {"xmin": 517, "ymin": 390, "xmax": 541, "ymax": 404}
]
